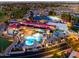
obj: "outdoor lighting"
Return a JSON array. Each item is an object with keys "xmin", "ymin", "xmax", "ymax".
[
  {"xmin": 24, "ymin": 36, "xmax": 35, "ymax": 46},
  {"xmin": 25, "ymin": 40, "xmax": 34, "ymax": 46},
  {"xmin": 21, "ymin": 34, "xmax": 24, "ymax": 37}
]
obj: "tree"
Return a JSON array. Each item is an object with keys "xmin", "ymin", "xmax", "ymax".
[
  {"xmin": 49, "ymin": 10, "xmax": 56, "ymax": 16},
  {"xmin": 0, "ymin": 10, "xmax": 9, "ymax": 22},
  {"xmin": 72, "ymin": 16, "xmax": 79, "ymax": 23},
  {"xmin": 61, "ymin": 12, "xmax": 71, "ymax": 22},
  {"xmin": 6, "ymin": 6, "xmax": 30, "ymax": 19},
  {"xmin": 0, "ymin": 10, "xmax": 5, "ymax": 18},
  {"xmin": 52, "ymin": 53, "xmax": 61, "ymax": 58}
]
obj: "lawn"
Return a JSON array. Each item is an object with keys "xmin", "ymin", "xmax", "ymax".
[{"xmin": 0, "ymin": 37, "xmax": 12, "ymax": 53}]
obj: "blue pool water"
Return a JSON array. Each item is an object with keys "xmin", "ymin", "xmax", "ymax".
[
  {"xmin": 24, "ymin": 36, "xmax": 35, "ymax": 46},
  {"xmin": 24, "ymin": 35, "xmax": 43, "ymax": 46},
  {"xmin": 25, "ymin": 40, "xmax": 34, "ymax": 46}
]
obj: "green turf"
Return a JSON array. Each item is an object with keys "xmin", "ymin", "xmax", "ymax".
[{"xmin": 0, "ymin": 37, "xmax": 12, "ymax": 53}]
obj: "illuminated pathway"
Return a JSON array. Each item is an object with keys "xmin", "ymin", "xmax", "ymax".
[
  {"xmin": 0, "ymin": 41, "xmax": 71, "ymax": 58},
  {"xmin": 4, "ymin": 36, "xmax": 19, "ymax": 56}
]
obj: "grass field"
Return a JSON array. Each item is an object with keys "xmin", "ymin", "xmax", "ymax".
[{"xmin": 0, "ymin": 37, "xmax": 12, "ymax": 53}]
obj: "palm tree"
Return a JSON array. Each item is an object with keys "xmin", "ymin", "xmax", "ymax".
[
  {"xmin": 11, "ymin": 7, "xmax": 29, "ymax": 19},
  {"xmin": 72, "ymin": 16, "xmax": 79, "ymax": 24},
  {"xmin": 49, "ymin": 10, "xmax": 56, "ymax": 16},
  {"xmin": 61, "ymin": 12, "xmax": 71, "ymax": 22}
]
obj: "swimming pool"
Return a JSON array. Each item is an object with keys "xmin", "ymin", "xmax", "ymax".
[{"xmin": 24, "ymin": 33, "xmax": 43, "ymax": 46}]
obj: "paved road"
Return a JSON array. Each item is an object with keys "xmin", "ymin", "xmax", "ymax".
[
  {"xmin": 0, "ymin": 46, "xmax": 57, "ymax": 58},
  {"xmin": 0, "ymin": 41, "xmax": 71, "ymax": 58},
  {"xmin": 0, "ymin": 32, "xmax": 71, "ymax": 58},
  {"xmin": 4, "ymin": 36, "xmax": 19, "ymax": 56}
]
